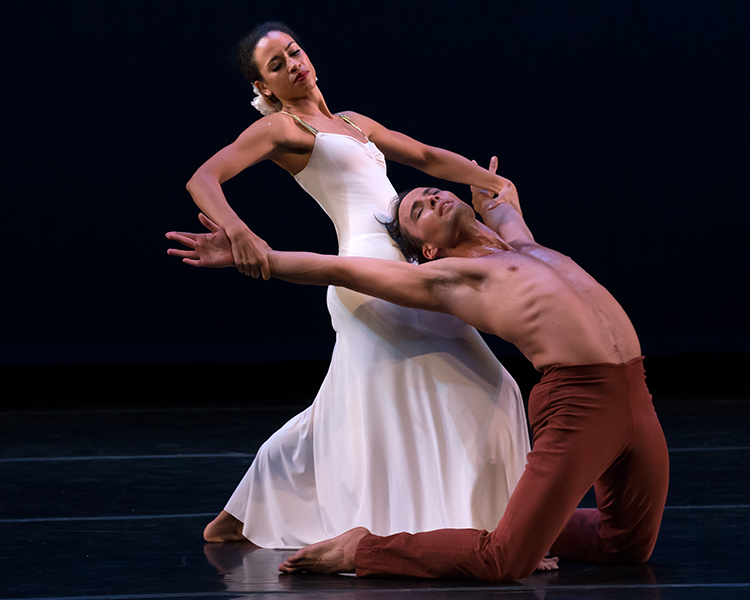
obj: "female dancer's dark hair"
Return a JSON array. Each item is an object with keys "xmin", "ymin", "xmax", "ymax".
[{"xmin": 236, "ymin": 21, "xmax": 303, "ymax": 83}]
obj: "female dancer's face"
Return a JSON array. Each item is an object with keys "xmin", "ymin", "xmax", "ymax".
[{"xmin": 253, "ymin": 31, "xmax": 316, "ymax": 104}]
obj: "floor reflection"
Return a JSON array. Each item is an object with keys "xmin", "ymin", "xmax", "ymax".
[{"xmin": 204, "ymin": 540, "xmax": 665, "ymax": 599}]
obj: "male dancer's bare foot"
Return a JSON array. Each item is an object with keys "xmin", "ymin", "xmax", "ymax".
[
  {"xmin": 536, "ymin": 556, "xmax": 559, "ymax": 571},
  {"xmin": 278, "ymin": 527, "xmax": 370, "ymax": 575},
  {"xmin": 203, "ymin": 510, "xmax": 252, "ymax": 543}
]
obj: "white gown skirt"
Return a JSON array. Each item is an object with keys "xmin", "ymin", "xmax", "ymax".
[{"xmin": 225, "ymin": 234, "xmax": 530, "ymax": 548}]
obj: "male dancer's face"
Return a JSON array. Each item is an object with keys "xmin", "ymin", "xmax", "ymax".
[{"xmin": 397, "ymin": 187, "xmax": 475, "ymax": 259}]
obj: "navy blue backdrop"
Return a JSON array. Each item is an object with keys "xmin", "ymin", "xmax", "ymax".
[{"xmin": 3, "ymin": 1, "xmax": 748, "ymax": 372}]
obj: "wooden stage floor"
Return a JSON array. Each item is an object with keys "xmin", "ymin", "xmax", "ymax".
[{"xmin": 2, "ymin": 366, "xmax": 748, "ymax": 599}]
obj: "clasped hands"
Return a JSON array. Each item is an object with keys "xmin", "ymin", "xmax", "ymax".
[
  {"xmin": 167, "ymin": 215, "xmax": 273, "ymax": 278},
  {"xmin": 471, "ymin": 156, "xmax": 522, "ymax": 217}
]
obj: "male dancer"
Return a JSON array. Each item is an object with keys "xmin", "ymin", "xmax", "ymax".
[{"xmin": 167, "ymin": 158, "xmax": 669, "ymax": 582}]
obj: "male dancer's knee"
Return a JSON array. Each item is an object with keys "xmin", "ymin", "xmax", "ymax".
[
  {"xmin": 602, "ymin": 531, "xmax": 658, "ymax": 564},
  {"xmin": 550, "ymin": 508, "xmax": 655, "ymax": 564}
]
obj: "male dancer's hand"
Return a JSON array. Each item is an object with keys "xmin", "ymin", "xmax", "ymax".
[
  {"xmin": 536, "ymin": 556, "xmax": 559, "ymax": 572},
  {"xmin": 471, "ymin": 156, "xmax": 524, "ymax": 217},
  {"xmin": 471, "ymin": 156, "xmax": 504, "ymax": 214},
  {"xmin": 166, "ymin": 213, "xmax": 236, "ymax": 268}
]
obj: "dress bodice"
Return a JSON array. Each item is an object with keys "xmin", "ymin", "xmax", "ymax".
[{"xmin": 293, "ymin": 133, "xmax": 399, "ymax": 256}]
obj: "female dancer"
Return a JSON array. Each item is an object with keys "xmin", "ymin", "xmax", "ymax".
[{"xmin": 188, "ymin": 22, "xmax": 530, "ymax": 548}]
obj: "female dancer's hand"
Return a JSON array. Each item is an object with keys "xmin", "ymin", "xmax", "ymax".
[{"xmin": 225, "ymin": 224, "xmax": 272, "ymax": 279}]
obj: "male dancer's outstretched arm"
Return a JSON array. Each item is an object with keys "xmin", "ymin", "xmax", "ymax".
[{"xmin": 168, "ymin": 213, "xmax": 491, "ymax": 320}]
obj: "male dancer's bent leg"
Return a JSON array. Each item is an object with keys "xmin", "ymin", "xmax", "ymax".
[
  {"xmin": 355, "ymin": 358, "xmax": 668, "ymax": 581},
  {"xmin": 550, "ymin": 361, "xmax": 669, "ymax": 563}
]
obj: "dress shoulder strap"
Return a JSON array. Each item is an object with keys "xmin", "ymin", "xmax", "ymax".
[
  {"xmin": 279, "ymin": 111, "xmax": 318, "ymax": 136},
  {"xmin": 337, "ymin": 113, "xmax": 365, "ymax": 136}
]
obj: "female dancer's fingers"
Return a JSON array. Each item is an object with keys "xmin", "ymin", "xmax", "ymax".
[
  {"xmin": 238, "ymin": 249, "xmax": 270, "ymax": 279},
  {"xmin": 260, "ymin": 258, "xmax": 271, "ymax": 280},
  {"xmin": 232, "ymin": 246, "xmax": 249, "ymax": 275}
]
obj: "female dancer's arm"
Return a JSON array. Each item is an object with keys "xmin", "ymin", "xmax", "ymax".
[
  {"xmin": 186, "ymin": 114, "xmax": 300, "ymax": 279},
  {"xmin": 342, "ymin": 112, "xmax": 521, "ymax": 215}
]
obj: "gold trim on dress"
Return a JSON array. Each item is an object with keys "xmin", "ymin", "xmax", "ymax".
[
  {"xmin": 280, "ymin": 111, "xmax": 366, "ymax": 140},
  {"xmin": 280, "ymin": 111, "xmax": 319, "ymax": 136}
]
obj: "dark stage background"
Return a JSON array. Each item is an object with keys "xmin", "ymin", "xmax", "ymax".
[{"xmin": 3, "ymin": 1, "xmax": 748, "ymax": 405}]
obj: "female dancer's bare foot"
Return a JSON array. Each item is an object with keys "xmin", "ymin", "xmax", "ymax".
[
  {"xmin": 536, "ymin": 556, "xmax": 559, "ymax": 571},
  {"xmin": 203, "ymin": 510, "xmax": 251, "ymax": 543},
  {"xmin": 278, "ymin": 527, "xmax": 371, "ymax": 575}
]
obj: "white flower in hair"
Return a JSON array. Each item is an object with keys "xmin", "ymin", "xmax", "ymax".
[{"xmin": 251, "ymin": 84, "xmax": 282, "ymax": 115}]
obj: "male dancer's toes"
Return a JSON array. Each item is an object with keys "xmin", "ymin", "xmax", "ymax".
[
  {"xmin": 279, "ymin": 527, "xmax": 371, "ymax": 574},
  {"xmin": 536, "ymin": 556, "xmax": 559, "ymax": 571},
  {"xmin": 203, "ymin": 510, "xmax": 251, "ymax": 543}
]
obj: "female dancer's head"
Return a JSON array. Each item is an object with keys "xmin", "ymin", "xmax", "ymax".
[{"xmin": 237, "ymin": 22, "xmax": 315, "ymax": 113}]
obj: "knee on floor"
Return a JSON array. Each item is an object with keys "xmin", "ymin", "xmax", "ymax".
[{"xmin": 601, "ymin": 535, "xmax": 655, "ymax": 564}]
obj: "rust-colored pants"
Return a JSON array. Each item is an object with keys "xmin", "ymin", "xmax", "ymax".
[{"xmin": 356, "ymin": 357, "xmax": 669, "ymax": 581}]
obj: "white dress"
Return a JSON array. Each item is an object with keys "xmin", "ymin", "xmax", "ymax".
[{"xmin": 225, "ymin": 118, "xmax": 531, "ymax": 548}]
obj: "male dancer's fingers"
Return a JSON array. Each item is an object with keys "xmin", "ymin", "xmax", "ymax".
[
  {"xmin": 165, "ymin": 232, "xmax": 198, "ymax": 248},
  {"xmin": 198, "ymin": 212, "xmax": 221, "ymax": 233},
  {"xmin": 166, "ymin": 248, "xmax": 196, "ymax": 259},
  {"xmin": 536, "ymin": 556, "xmax": 559, "ymax": 571},
  {"xmin": 166, "ymin": 247, "xmax": 203, "ymax": 267}
]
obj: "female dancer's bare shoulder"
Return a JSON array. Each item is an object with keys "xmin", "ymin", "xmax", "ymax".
[
  {"xmin": 238, "ymin": 111, "xmax": 315, "ymax": 155},
  {"xmin": 202, "ymin": 111, "xmax": 315, "ymax": 177}
]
